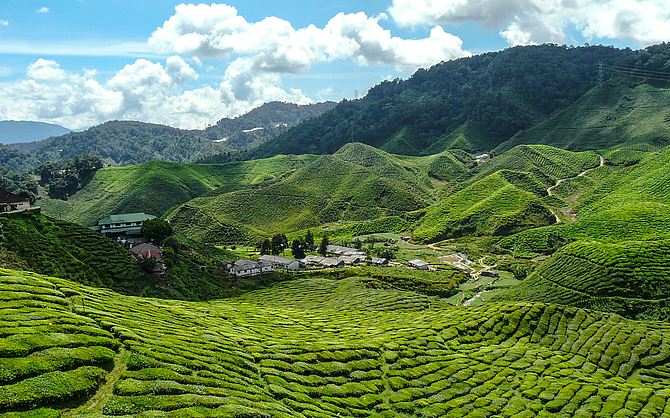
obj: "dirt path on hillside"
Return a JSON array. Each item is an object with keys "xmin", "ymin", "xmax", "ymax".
[{"xmin": 546, "ymin": 154, "xmax": 604, "ymax": 224}]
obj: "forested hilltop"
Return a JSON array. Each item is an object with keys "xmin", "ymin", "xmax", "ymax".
[
  {"xmin": 251, "ymin": 44, "xmax": 669, "ymax": 158},
  {"xmin": 6, "ymin": 101, "xmax": 335, "ymax": 171}
]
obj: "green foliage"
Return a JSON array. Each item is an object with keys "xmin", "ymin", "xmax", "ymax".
[
  {"xmin": 412, "ymin": 172, "xmax": 555, "ymax": 243},
  {"xmin": 252, "ymin": 44, "xmax": 628, "ymax": 158},
  {"xmin": 5, "ymin": 269, "xmax": 670, "ymax": 417},
  {"xmin": 35, "ymin": 154, "xmax": 103, "ymax": 200},
  {"xmin": 0, "ymin": 166, "xmax": 38, "ymax": 204},
  {"xmin": 270, "ymin": 234, "xmax": 288, "ymax": 255},
  {"xmin": 141, "ymin": 218, "xmax": 173, "ymax": 242},
  {"xmin": 40, "ymin": 155, "xmax": 318, "ymax": 227},
  {"xmin": 495, "ymin": 239, "xmax": 670, "ymax": 320},
  {"xmin": 318, "ymin": 233, "xmax": 329, "ymax": 256}
]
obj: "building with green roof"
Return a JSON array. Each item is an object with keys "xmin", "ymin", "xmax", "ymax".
[{"xmin": 92, "ymin": 212, "xmax": 156, "ymax": 238}]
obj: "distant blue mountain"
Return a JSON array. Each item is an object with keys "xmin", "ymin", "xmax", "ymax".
[{"xmin": 0, "ymin": 121, "xmax": 70, "ymax": 144}]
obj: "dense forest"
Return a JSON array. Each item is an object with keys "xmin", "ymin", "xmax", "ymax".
[{"xmin": 249, "ymin": 44, "xmax": 644, "ymax": 158}]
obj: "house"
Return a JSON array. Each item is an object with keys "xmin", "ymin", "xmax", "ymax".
[
  {"xmin": 130, "ymin": 243, "xmax": 163, "ymax": 260},
  {"xmin": 320, "ymin": 257, "xmax": 345, "ymax": 268},
  {"xmin": 326, "ymin": 244, "xmax": 366, "ymax": 257},
  {"xmin": 0, "ymin": 188, "xmax": 31, "ymax": 213},
  {"xmin": 301, "ymin": 255, "xmax": 344, "ymax": 269},
  {"xmin": 475, "ymin": 154, "xmax": 491, "ymax": 164},
  {"xmin": 338, "ymin": 254, "xmax": 365, "ymax": 265},
  {"xmin": 230, "ymin": 259, "xmax": 274, "ymax": 277},
  {"xmin": 258, "ymin": 255, "xmax": 302, "ymax": 271},
  {"xmin": 370, "ymin": 257, "xmax": 389, "ymax": 266},
  {"xmin": 481, "ymin": 270, "xmax": 500, "ymax": 278},
  {"xmin": 93, "ymin": 213, "xmax": 156, "ymax": 239},
  {"xmin": 408, "ymin": 259, "xmax": 430, "ymax": 270}
]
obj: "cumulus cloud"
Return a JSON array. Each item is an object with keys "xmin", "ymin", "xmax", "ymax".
[
  {"xmin": 36, "ymin": 7, "xmax": 50, "ymax": 13},
  {"xmin": 0, "ymin": 57, "xmax": 311, "ymax": 130},
  {"xmin": 166, "ymin": 56, "xmax": 199, "ymax": 84},
  {"xmin": 0, "ymin": 20, "xmax": 8, "ymax": 26},
  {"xmin": 388, "ymin": 0, "xmax": 670, "ymax": 46},
  {"xmin": 149, "ymin": 4, "xmax": 469, "ymax": 72}
]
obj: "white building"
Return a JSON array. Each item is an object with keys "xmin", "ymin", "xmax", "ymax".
[
  {"xmin": 408, "ymin": 259, "xmax": 430, "ymax": 270},
  {"xmin": 258, "ymin": 255, "xmax": 302, "ymax": 271},
  {"xmin": 230, "ymin": 259, "xmax": 274, "ymax": 277}
]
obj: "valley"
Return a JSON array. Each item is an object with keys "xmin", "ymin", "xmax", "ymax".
[{"xmin": 1, "ymin": 42, "xmax": 670, "ymax": 417}]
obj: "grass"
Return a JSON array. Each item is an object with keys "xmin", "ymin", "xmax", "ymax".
[
  {"xmin": 2, "ymin": 268, "xmax": 670, "ymax": 417},
  {"xmin": 39, "ymin": 155, "xmax": 318, "ymax": 227}
]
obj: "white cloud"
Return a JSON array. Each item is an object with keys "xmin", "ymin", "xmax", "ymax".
[
  {"xmin": 166, "ymin": 56, "xmax": 199, "ymax": 84},
  {"xmin": 27, "ymin": 59, "xmax": 68, "ymax": 81},
  {"xmin": 0, "ymin": 20, "xmax": 8, "ymax": 26},
  {"xmin": 149, "ymin": 4, "xmax": 470, "ymax": 72},
  {"xmin": 389, "ymin": 0, "xmax": 670, "ymax": 46},
  {"xmin": 37, "ymin": 7, "xmax": 50, "ymax": 13},
  {"xmin": 0, "ymin": 57, "xmax": 311, "ymax": 130}
]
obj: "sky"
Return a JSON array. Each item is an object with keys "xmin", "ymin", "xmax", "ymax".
[{"xmin": 0, "ymin": 0, "xmax": 668, "ymax": 131}]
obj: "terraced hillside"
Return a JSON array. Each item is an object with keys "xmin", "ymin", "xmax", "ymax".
[
  {"xmin": 3, "ymin": 268, "xmax": 670, "ymax": 417},
  {"xmin": 40, "ymin": 155, "xmax": 318, "ymax": 227},
  {"xmin": 495, "ymin": 240, "xmax": 670, "ymax": 321},
  {"xmin": 494, "ymin": 82, "xmax": 670, "ymax": 155},
  {"xmin": 166, "ymin": 143, "xmax": 442, "ymax": 242},
  {"xmin": 0, "ymin": 211, "xmax": 262, "ymax": 301},
  {"xmin": 411, "ymin": 172, "xmax": 556, "ymax": 243}
]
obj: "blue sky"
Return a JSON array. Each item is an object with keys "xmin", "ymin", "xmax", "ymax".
[{"xmin": 0, "ymin": 0, "xmax": 666, "ymax": 130}]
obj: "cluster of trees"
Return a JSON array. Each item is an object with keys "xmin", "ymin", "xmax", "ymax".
[
  {"xmin": 251, "ymin": 44, "xmax": 634, "ymax": 158},
  {"xmin": 259, "ymin": 230, "xmax": 318, "ymax": 259},
  {"xmin": 35, "ymin": 154, "xmax": 104, "ymax": 200},
  {"xmin": 0, "ymin": 166, "xmax": 38, "ymax": 204},
  {"xmin": 0, "ymin": 143, "xmax": 39, "ymax": 173}
]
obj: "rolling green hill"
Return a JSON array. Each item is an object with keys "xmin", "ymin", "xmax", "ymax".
[
  {"xmin": 0, "ymin": 210, "xmax": 271, "ymax": 301},
  {"xmin": 411, "ymin": 172, "xmax": 555, "ymax": 243},
  {"xmin": 39, "ymin": 155, "xmax": 318, "ymax": 227},
  {"xmin": 251, "ymin": 44, "xmax": 630, "ymax": 159},
  {"xmin": 167, "ymin": 144, "xmax": 435, "ymax": 243},
  {"xmin": 494, "ymin": 82, "xmax": 670, "ymax": 155},
  {"xmin": 3, "ymin": 268, "xmax": 670, "ymax": 417},
  {"xmin": 494, "ymin": 239, "xmax": 670, "ymax": 321}
]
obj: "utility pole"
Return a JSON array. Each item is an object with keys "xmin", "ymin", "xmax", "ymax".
[{"xmin": 354, "ymin": 89, "xmax": 359, "ymax": 99}]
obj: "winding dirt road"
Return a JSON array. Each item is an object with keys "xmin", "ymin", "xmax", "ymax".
[{"xmin": 546, "ymin": 154, "xmax": 604, "ymax": 223}]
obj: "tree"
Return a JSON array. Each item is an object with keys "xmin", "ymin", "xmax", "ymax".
[
  {"xmin": 317, "ymin": 233, "xmax": 329, "ymax": 256},
  {"xmin": 305, "ymin": 230, "xmax": 315, "ymax": 250},
  {"xmin": 292, "ymin": 239, "xmax": 305, "ymax": 259},
  {"xmin": 163, "ymin": 236, "xmax": 181, "ymax": 254},
  {"xmin": 138, "ymin": 255, "xmax": 157, "ymax": 273},
  {"xmin": 271, "ymin": 234, "xmax": 288, "ymax": 255},
  {"xmin": 260, "ymin": 239, "xmax": 272, "ymax": 255},
  {"xmin": 141, "ymin": 218, "xmax": 173, "ymax": 242}
]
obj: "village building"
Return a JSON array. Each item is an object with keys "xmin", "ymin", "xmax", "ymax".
[
  {"xmin": 258, "ymin": 255, "xmax": 302, "ymax": 271},
  {"xmin": 370, "ymin": 257, "xmax": 389, "ymax": 266},
  {"xmin": 0, "ymin": 188, "xmax": 31, "ymax": 213},
  {"xmin": 129, "ymin": 243, "xmax": 163, "ymax": 260},
  {"xmin": 326, "ymin": 244, "xmax": 366, "ymax": 257},
  {"xmin": 230, "ymin": 259, "xmax": 274, "ymax": 277},
  {"xmin": 408, "ymin": 259, "xmax": 430, "ymax": 270},
  {"xmin": 301, "ymin": 255, "xmax": 345, "ymax": 269},
  {"xmin": 338, "ymin": 254, "xmax": 366, "ymax": 265},
  {"xmin": 92, "ymin": 213, "xmax": 156, "ymax": 240},
  {"xmin": 481, "ymin": 270, "xmax": 500, "ymax": 278}
]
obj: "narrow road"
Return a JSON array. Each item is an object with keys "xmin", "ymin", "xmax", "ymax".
[{"xmin": 546, "ymin": 154, "xmax": 604, "ymax": 223}]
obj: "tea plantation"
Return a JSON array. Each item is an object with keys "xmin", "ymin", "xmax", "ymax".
[{"xmin": 2, "ymin": 268, "xmax": 670, "ymax": 417}]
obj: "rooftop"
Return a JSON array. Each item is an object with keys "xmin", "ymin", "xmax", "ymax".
[
  {"xmin": 0, "ymin": 188, "xmax": 28, "ymax": 204},
  {"xmin": 97, "ymin": 213, "xmax": 156, "ymax": 226}
]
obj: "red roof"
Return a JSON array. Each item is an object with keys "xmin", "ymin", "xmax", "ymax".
[{"xmin": 140, "ymin": 250, "xmax": 162, "ymax": 260}]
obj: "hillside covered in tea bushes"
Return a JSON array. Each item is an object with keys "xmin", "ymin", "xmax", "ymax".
[{"xmin": 3, "ymin": 268, "xmax": 670, "ymax": 417}]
